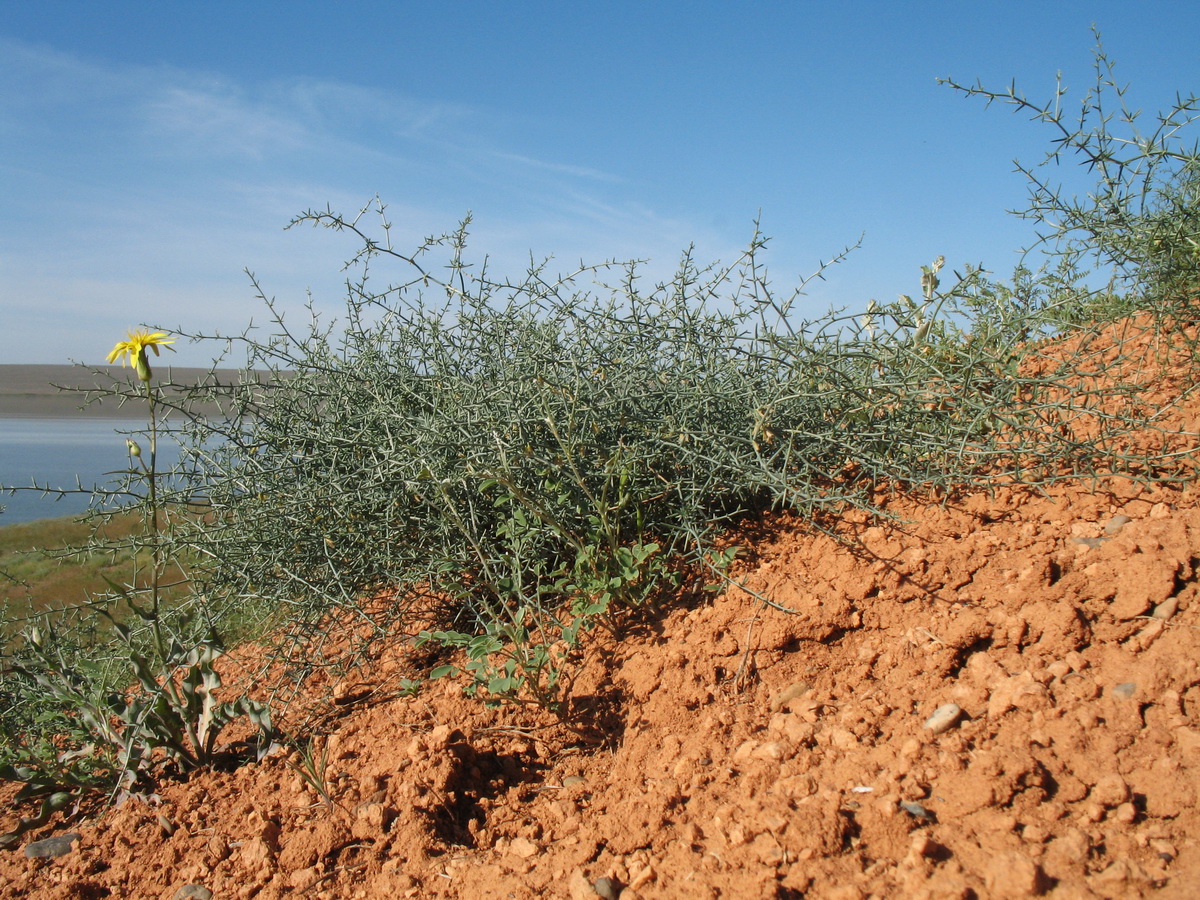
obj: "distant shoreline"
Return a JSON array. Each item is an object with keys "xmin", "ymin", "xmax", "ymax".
[{"xmin": 0, "ymin": 364, "xmax": 265, "ymax": 419}]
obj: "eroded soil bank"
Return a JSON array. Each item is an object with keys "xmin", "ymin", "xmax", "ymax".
[{"xmin": 4, "ymin": 320, "xmax": 1200, "ymax": 899}]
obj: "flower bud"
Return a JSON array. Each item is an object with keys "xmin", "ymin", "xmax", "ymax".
[{"xmin": 134, "ymin": 350, "xmax": 153, "ymax": 383}]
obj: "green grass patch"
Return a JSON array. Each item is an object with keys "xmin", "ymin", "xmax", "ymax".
[
  {"xmin": 2, "ymin": 514, "xmax": 139, "ymax": 626},
  {"xmin": 0, "ymin": 511, "xmax": 190, "ymax": 639}
]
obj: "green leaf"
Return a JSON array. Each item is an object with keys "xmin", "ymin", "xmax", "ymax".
[{"xmin": 488, "ymin": 676, "xmax": 518, "ymax": 695}]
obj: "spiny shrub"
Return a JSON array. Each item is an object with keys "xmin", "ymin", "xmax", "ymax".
[
  {"xmin": 940, "ymin": 26, "xmax": 1200, "ymax": 319},
  {"xmin": 145, "ymin": 199, "xmax": 1186, "ymax": 714}
]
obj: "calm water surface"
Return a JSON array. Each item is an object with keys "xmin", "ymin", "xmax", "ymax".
[{"xmin": 1, "ymin": 418, "xmax": 182, "ymax": 525}]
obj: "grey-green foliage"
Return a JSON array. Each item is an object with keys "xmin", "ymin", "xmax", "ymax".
[
  {"xmin": 132, "ymin": 190, "xmax": 1186, "ymax": 713},
  {"xmin": 8, "ymin": 610, "xmax": 270, "ymax": 776},
  {"xmin": 164, "ymin": 211, "xmax": 890, "ymax": 706},
  {"xmin": 0, "ymin": 622, "xmax": 120, "ymax": 801},
  {"xmin": 1, "ymin": 572, "xmax": 275, "ymax": 825},
  {"xmin": 939, "ymin": 27, "xmax": 1200, "ymax": 316}
]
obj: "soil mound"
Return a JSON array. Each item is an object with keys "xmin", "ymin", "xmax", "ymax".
[{"xmin": 4, "ymin": 317, "xmax": 1200, "ymax": 899}]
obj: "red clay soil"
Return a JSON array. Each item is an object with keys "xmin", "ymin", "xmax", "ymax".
[{"xmin": 4, "ymin": 317, "xmax": 1200, "ymax": 899}]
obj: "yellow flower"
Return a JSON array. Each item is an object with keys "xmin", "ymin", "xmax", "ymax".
[{"xmin": 107, "ymin": 330, "xmax": 175, "ymax": 382}]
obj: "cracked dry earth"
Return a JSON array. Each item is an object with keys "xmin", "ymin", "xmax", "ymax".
[{"xmin": 4, "ymin": 317, "xmax": 1200, "ymax": 899}]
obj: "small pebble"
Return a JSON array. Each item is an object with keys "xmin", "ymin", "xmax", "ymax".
[
  {"xmin": 1113, "ymin": 802, "xmax": 1137, "ymax": 824},
  {"xmin": 900, "ymin": 800, "xmax": 935, "ymax": 821},
  {"xmin": 174, "ymin": 887, "xmax": 214, "ymax": 900},
  {"xmin": 628, "ymin": 864, "xmax": 656, "ymax": 890},
  {"xmin": 562, "ymin": 775, "xmax": 586, "ymax": 788},
  {"xmin": 1090, "ymin": 773, "xmax": 1131, "ymax": 808},
  {"xmin": 907, "ymin": 834, "xmax": 933, "ymax": 861},
  {"xmin": 924, "ymin": 703, "xmax": 963, "ymax": 734},
  {"xmin": 1022, "ymin": 823, "xmax": 1049, "ymax": 844},
  {"xmin": 985, "ymin": 852, "xmax": 1047, "ymax": 896},
  {"xmin": 593, "ymin": 876, "xmax": 621, "ymax": 900},
  {"xmin": 770, "ymin": 681, "xmax": 811, "ymax": 712},
  {"xmin": 508, "ymin": 837, "xmax": 538, "ymax": 859},
  {"xmin": 1111, "ymin": 682, "xmax": 1137, "ymax": 700},
  {"xmin": 24, "ymin": 833, "xmax": 81, "ymax": 859},
  {"xmin": 1150, "ymin": 840, "xmax": 1177, "ymax": 861},
  {"xmin": 1080, "ymin": 803, "xmax": 1105, "ymax": 823},
  {"xmin": 1152, "ymin": 596, "xmax": 1179, "ymax": 620},
  {"xmin": 1104, "ymin": 514, "xmax": 1132, "ymax": 534},
  {"xmin": 751, "ymin": 741, "xmax": 787, "ymax": 760}
]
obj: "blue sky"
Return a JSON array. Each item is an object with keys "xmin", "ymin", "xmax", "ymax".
[{"xmin": 3, "ymin": 2, "xmax": 1199, "ymax": 366}]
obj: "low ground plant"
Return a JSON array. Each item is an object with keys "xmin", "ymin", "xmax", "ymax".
[{"xmin": 1, "ymin": 334, "xmax": 273, "ymax": 841}]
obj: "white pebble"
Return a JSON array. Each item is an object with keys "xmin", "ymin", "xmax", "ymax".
[{"xmin": 924, "ymin": 703, "xmax": 963, "ymax": 734}]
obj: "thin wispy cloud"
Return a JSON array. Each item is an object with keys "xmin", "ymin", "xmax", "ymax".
[
  {"xmin": 140, "ymin": 85, "xmax": 313, "ymax": 160},
  {"xmin": 485, "ymin": 150, "xmax": 626, "ymax": 183},
  {"xmin": 0, "ymin": 38, "xmax": 130, "ymax": 111},
  {"xmin": 280, "ymin": 78, "xmax": 475, "ymax": 140},
  {"xmin": 1, "ymin": 36, "xmax": 730, "ymax": 365}
]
